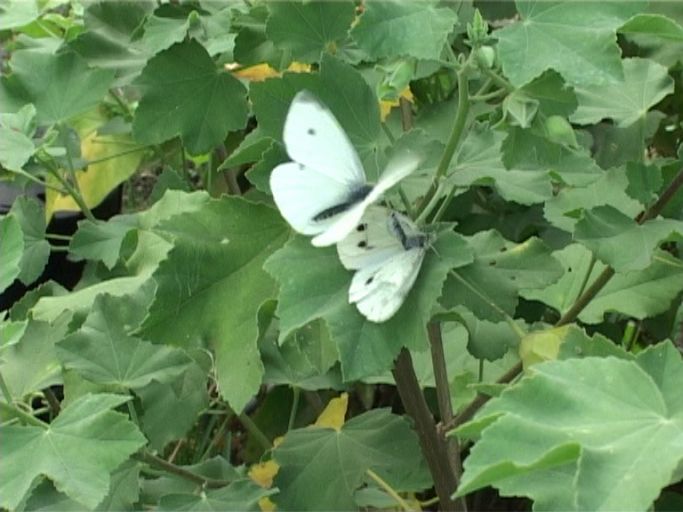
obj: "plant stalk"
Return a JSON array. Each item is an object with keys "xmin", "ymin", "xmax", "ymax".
[{"xmin": 392, "ymin": 349, "xmax": 463, "ymax": 511}]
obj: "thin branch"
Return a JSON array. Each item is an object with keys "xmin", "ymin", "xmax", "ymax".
[
  {"xmin": 0, "ymin": 400, "xmax": 48, "ymax": 428},
  {"xmin": 134, "ymin": 451, "xmax": 231, "ymax": 489},
  {"xmin": 366, "ymin": 468, "xmax": 413, "ymax": 512},
  {"xmin": 238, "ymin": 412, "xmax": 271, "ymax": 451},
  {"xmin": 392, "ymin": 349, "xmax": 464, "ymax": 511},
  {"xmin": 416, "ymin": 64, "xmax": 471, "ymax": 218}
]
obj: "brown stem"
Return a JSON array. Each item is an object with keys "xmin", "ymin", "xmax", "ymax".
[
  {"xmin": 427, "ymin": 323, "xmax": 462, "ymax": 477},
  {"xmin": 392, "ymin": 349, "xmax": 464, "ymax": 511}
]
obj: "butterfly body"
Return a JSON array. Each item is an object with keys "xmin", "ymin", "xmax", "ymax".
[{"xmin": 338, "ymin": 207, "xmax": 429, "ymax": 322}]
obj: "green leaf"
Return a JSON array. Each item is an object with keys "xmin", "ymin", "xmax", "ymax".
[
  {"xmin": 574, "ymin": 205, "xmax": 683, "ymax": 272},
  {"xmin": 619, "ymin": 13, "xmax": 683, "ymax": 41},
  {"xmin": 221, "ymin": 127, "xmax": 273, "ymax": 169},
  {"xmin": 139, "ymin": 196, "xmax": 289, "ymax": 411},
  {"xmin": 266, "ymin": 228, "xmax": 473, "ymax": 381},
  {"xmin": 544, "ymin": 167, "xmax": 642, "ymax": 232},
  {"xmin": 69, "ymin": 215, "xmax": 138, "ymax": 269},
  {"xmin": 57, "ymin": 294, "xmax": 192, "ymax": 389},
  {"xmin": 68, "ymin": 1, "xmax": 156, "ymax": 85},
  {"xmin": 351, "ymin": 0, "xmax": 458, "ymax": 60},
  {"xmin": 0, "ymin": 318, "xmax": 66, "ymax": 401},
  {"xmin": 139, "ymin": 13, "xmax": 191, "ymax": 56},
  {"xmin": 158, "ymin": 479, "xmax": 272, "ymax": 511},
  {"xmin": 266, "ymin": 1, "xmax": 356, "ymax": 63},
  {"xmin": 454, "ymin": 343, "xmax": 683, "ymax": 511},
  {"xmin": 133, "ymin": 39, "xmax": 248, "ymax": 155},
  {"xmin": 0, "ymin": 49, "xmax": 115, "ymax": 123},
  {"xmin": 522, "ymin": 244, "xmax": 683, "ymax": 324},
  {"xmin": 233, "ymin": 5, "xmax": 285, "ymax": 68},
  {"xmin": 137, "ymin": 353, "xmax": 210, "ymax": 451},
  {"xmin": 570, "ymin": 58, "xmax": 674, "ymax": 127},
  {"xmin": 625, "ymin": 161, "xmax": 662, "ymax": 204},
  {"xmin": 449, "ymin": 126, "xmax": 553, "ymax": 205},
  {"xmin": 273, "ymin": 408, "xmax": 430, "ymax": 510},
  {"xmin": 581, "ymin": 251, "xmax": 683, "ymax": 324},
  {"xmin": 502, "ymin": 127, "xmax": 602, "ymax": 187},
  {"xmin": 9, "ymin": 196, "xmax": 50, "ymax": 285},
  {"xmin": 250, "ymin": 54, "xmax": 381, "ymax": 170},
  {"xmin": 496, "ymin": 1, "xmax": 645, "ymax": 87},
  {"xmin": 0, "ymin": 104, "xmax": 36, "ymax": 171},
  {"xmin": 517, "ymin": 70, "xmax": 578, "ymax": 118},
  {"xmin": 244, "ymin": 142, "xmax": 288, "ymax": 195},
  {"xmin": 441, "ymin": 231, "xmax": 563, "ymax": 322},
  {"xmin": 0, "ymin": 0, "xmax": 41, "ymax": 30},
  {"xmin": 0, "ymin": 394, "xmax": 146, "ymax": 510},
  {"xmin": 521, "ymin": 244, "xmax": 601, "ymax": 320},
  {"xmin": 0, "ymin": 215, "xmax": 23, "ymax": 293}
]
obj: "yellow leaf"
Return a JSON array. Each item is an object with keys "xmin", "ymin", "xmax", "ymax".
[
  {"xmin": 232, "ymin": 62, "xmax": 311, "ymax": 82},
  {"xmin": 249, "ymin": 459, "xmax": 279, "ymax": 489},
  {"xmin": 233, "ymin": 63, "xmax": 280, "ymax": 82},
  {"xmin": 519, "ymin": 326, "xmax": 569, "ymax": 368},
  {"xmin": 258, "ymin": 496, "xmax": 276, "ymax": 512},
  {"xmin": 379, "ymin": 87, "xmax": 414, "ymax": 122},
  {"xmin": 314, "ymin": 392, "xmax": 348, "ymax": 431},
  {"xmin": 45, "ymin": 110, "xmax": 144, "ymax": 220}
]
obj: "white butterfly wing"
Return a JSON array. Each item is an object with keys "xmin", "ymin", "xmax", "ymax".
[
  {"xmin": 367, "ymin": 150, "xmax": 421, "ymax": 201},
  {"xmin": 348, "ymin": 248, "xmax": 426, "ymax": 323},
  {"xmin": 283, "ymin": 90, "xmax": 365, "ymax": 186},
  {"xmin": 270, "ymin": 162, "xmax": 349, "ymax": 235},
  {"xmin": 336, "ymin": 206, "xmax": 403, "ymax": 270}
]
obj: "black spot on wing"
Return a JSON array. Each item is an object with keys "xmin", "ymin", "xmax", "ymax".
[
  {"xmin": 358, "ymin": 241, "xmax": 367, "ymax": 248},
  {"xmin": 365, "ymin": 276, "xmax": 374, "ymax": 285},
  {"xmin": 357, "ymin": 224, "xmax": 367, "ymax": 232},
  {"xmin": 312, "ymin": 185, "xmax": 373, "ymax": 221},
  {"xmin": 307, "ymin": 128, "xmax": 316, "ymax": 135}
]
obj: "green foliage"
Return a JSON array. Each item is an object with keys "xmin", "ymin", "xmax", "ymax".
[
  {"xmin": 454, "ymin": 342, "xmax": 683, "ymax": 511},
  {"xmin": 273, "ymin": 409, "xmax": 429, "ymax": 510},
  {"xmin": 1, "ymin": 1, "xmax": 682, "ymax": 510}
]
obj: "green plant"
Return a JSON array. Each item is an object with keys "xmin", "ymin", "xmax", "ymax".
[{"xmin": 1, "ymin": 1, "xmax": 682, "ymax": 511}]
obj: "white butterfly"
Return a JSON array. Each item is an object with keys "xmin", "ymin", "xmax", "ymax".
[
  {"xmin": 337, "ymin": 206, "xmax": 430, "ymax": 322},
  {"xmin": 269, "ymin": 90, "xmax": 420, "ymax": 247}
]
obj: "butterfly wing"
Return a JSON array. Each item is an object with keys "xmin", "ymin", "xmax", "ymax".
[
  {"xmin": 348, "ymin": 247, "xmax": 426, "ymax": 323},
  {"xmin": 283, "ymin": 90, "xmax": 366, "ymax": 186},
  {"xmin": 270, "ymin": 162, "xmax": 350, "ymax": 235},
  {"xmin": 367, "ymin": 150, "xmax": 421, "ymax": 201},
  {"xmin": 336, "ymin": 206, "xmax": 404, "ymax": 270}
]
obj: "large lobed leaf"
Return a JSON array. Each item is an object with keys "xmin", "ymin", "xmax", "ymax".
[
  {"xmin": 266, "ymin": 1, "xmax": 356, "ymax": 63},
  {"xmin": 351, "ymin": 0, "xmax": 458, "ymax": 61},
  {"xmin": 0, "ymin": 394, "xmax": 146, "ymax": 510},
  {"xmin": 454, "ymin": 342, "xmax": 683, "ymax": 511},
  {"xmin": 274, "ymin": 408, "xmax": 430, "ymax": 510},
  {"xmin": 132, "ymin": 39, "xmax": 248, "ymax": 155},
  {"xmin": 58, "ymin": 294, "xmax": 193, "ymax": 390},
  {"xmin": 139, "ymin": 196, "xmax": 289, "ymax": 411},
  {"xmin": 496, "ymin": 1, "xmax": 646, "ymax": 87}
]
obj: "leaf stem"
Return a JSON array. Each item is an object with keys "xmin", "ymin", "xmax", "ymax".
[
  {"xmin": 287, "ymin": 387, "xmax": 300, "ymax": 431},
  {"xmin": 365, "ymin": 468, "xmax": 413, "ymax": 512},
  {"xmin": 238, "ymin": 411, "xmax": 271, "ymax": 451},
  {"xmin": 480, "ymin": 66, "xmax": 515, "ymax": 93},
  {"xmin": 0, "ymin": 399, "xmax": 48, "ymax": 427},
  {"xmin": 416, "ymin": 63, "xmax": 471, "ymax": 219},
  {"xmin": 448, "ymin": 270, "xmax": 525, "ymax": 339},
  {"xmin": 85, "ymin": 146, "xmax": 148, "ymax": 166},
  {"xmin": 45, "ymin": 165, "xmax": 97, "ymax": 222},
  {"xmin": 134, "ymin": 450, "xmax": 231, "ymax": 488},
  {"xmin": 391, "ymin": 349, "xmax": 463, "ymax": 511},
  {"xmin": 575, "ymin": 253, "xmax": 597, "ymax": 300},
  {"xmin": 43, "ymin": 388, "xmax": 61, "ymax": 417}
]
